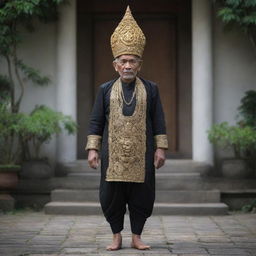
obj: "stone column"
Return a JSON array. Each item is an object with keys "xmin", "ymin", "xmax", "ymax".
[
  {"xmin": 56, "ymin": 0, "xmax": 77, "ymax": 162},
  {"xmin": 192, "ymin": 0, "xmax": 213, "ymax": 165}
]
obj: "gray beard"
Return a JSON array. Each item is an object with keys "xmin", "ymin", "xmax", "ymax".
[{"xmin": 122, "ymin": 70, "xmax": 137, "ymax": 80}]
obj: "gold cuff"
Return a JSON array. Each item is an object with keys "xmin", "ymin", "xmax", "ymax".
[
  {"xmin": 154, "ymin": 134, "xmax": 168, "ymax": 149},
  {"xmin": 85, "ymin": 135, "xmax": 102, "ymax": 151}
]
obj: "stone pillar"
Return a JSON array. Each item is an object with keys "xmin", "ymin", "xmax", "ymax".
[
  {"xmin": 56, "ymin": 0, "xmax": 77, "ymax": 162},
  {"xmin": 192, "ymin": 0, "xmax": 213, "ymax": 165}
]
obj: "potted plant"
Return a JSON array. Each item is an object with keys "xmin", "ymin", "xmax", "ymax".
[
  {"xmin": 208, "ymin": 122, "xmax": 256, "ymax": 178},
  {"xmin": 207, "ymin": 90, "xmax": 256, "ymax": 178},
  {"xmin": 19, "ymin": 105, "xmax": 77, "ymax": 179}
]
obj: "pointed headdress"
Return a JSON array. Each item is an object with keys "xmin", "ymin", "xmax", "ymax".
[{"xmin": 110, "ymin": 6, "xmax": 146, "ymax": 58}]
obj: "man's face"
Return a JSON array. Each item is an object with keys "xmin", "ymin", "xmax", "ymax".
[{"xmin": 113, "ymin": 54, "xmax": 142, "ymax": 83}]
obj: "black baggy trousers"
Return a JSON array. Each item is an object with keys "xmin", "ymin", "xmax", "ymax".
[{"xmin": 99, "ymin": 180, "xmax": 155, "ymax": 235}]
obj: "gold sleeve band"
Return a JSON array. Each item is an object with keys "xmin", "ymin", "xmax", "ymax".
[
  {"xmin": 154, "ymin": 134, "xmax": 168, "ymax": 149},
  {"xmin": 85, "ymin": 135, "xmax": 102, "ymax": 151}
]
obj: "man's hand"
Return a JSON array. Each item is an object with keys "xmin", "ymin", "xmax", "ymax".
[
  {"xmin": 88, "ymin": 149, "xmax": 100, "ymax": 169},
  {"xmin": 154, "ymin": 148, "xmax": 166, "ymax": 169}
]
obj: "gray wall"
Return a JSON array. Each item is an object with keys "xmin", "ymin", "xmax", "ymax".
[{"xmin": 213, "ymin": 15, "xmax": 256, "ymax": 163}]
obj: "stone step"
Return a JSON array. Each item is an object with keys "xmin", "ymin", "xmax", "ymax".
[
  {"xmin": 158, "ymin": 160, "xmax": 212, "ymax": 174},
  {"xmin": 44, "ymin": 201, "xmax": 228, "ymax": 215},
  {"xmin": 15, "ymin": 177, "xmax": 256, "ymax": 194},
  {"xmin": 56, "ymin": 159, "xmax": 211, "ymax": 176},
  {"xmin": 156, "ymin": 190, "xmax": 220, "ymax": 203},
  {"xmin": 53, "ymin": 172, "xmax": 205, "ymax": 190},
  {"xmin": 44, "ymin": 202, "xmax": 101, "ymax": 215},
  {"xmin": 0, "ymin": 194, "xmax": 15, "ymax": 211},
  {"xmin": 68, "ymin": 172, "xmax": 201, "ymax": 177},
  {"xmin": 51, "ymin": 189, "xmax": 221, "ymax": 203},
  {"xmin": 153, "ymin": 203, "xmax": 228, "ymax": 215}
]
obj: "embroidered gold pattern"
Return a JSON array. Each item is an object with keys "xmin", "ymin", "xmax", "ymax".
[
  {"xmin": 154, "ymin": 134, "xmax": 168, "ymax": 149},
  {"xmin": 111, "ymin": 6, "xmax": 146, "ymax": 58},
  {"xmin": 85, "ymin": 135, "xmax": 102, "ymax": 151},
  {"xmin": 106, "ymin": 77, "xmax": 147, "ymax": 183}
]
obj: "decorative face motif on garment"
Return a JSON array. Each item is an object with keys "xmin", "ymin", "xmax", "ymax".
[
  {"xmin": 120, "ymin": 137, "xmax": 133, "ymax": 157},
  {"xmin": 119, "ymin": 136, "xmax": 137, "ymax": 171},
  {"xmin": 119, "ymin": 122, "xmax": 138, "ymax": 161}
]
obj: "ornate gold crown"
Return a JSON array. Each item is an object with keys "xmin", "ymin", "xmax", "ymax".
[{"xmin": 110, "ymin": 6, "xmax": 146, "ymax": 58}]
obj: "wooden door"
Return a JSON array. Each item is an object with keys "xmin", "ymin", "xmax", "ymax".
[{"xmin": 94, "ymin": 15, "xmax": 177, "ymax": 154}]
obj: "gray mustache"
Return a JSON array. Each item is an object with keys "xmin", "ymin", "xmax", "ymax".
[{"xmin": 123, "ymin": 70, "xmax": 135, "ymax": 75}]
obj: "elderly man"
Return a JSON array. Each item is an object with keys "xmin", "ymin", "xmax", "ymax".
[{"xmin": 85, "ymin": 6, "xmax": 168, "ymax": 251}]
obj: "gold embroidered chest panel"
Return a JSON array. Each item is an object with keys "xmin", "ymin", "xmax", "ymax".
[{"xmin": 106, "ymin": 77, "xmax": 147, "ymax": 183}]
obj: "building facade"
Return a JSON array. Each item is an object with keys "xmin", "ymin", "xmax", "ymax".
[{"xmin": 12, "ymin": 0, "xmax": 256, "ymax": 171}]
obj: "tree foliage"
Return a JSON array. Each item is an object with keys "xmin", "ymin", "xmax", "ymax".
[
  {"xmin": 214, "ymin": 0, "xmax": 256, "ymax": 52},
  {"xmin": 0, "ymin": 0, "xmax": 66, "ymax": 113},
  {"xmin": 237, "ymin": 90, "xmax": 256, "ymax": 127}
]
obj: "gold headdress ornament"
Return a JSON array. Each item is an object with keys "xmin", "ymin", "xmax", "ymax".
[{"xmin": 111, "ymin": 6, "xmax": 146, "ymax": 58}]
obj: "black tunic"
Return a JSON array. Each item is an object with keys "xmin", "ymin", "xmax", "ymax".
[
  {"xmin": 87, "ymin": 77, "xmax": 167, "ymax": 234},
  {"xmin": 88, "ymin": 77, "xmax": 166, "ymax": 184}
]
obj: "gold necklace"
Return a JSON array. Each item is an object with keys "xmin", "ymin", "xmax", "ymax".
[{"xmin": 120, "ymin": 80, "xmax": 137, "ymax": 105}]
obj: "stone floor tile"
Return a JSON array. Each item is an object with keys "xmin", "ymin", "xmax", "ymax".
[
  {"xmin": 62, "ymin": 247, "xmax": 98, "ymax": 254},
  {"xmin": 172, "ymin": 248, "xmax": 208, "ymax": 254},
  {"xmin": 198, "ymin": 242, "xmax": 235, "ymax": 248},
  {"xmin": 0, "ymin": 211, "xmax": 255, "ymax": 256},
  {"xmin": 177, "ymin": 255, "xmax": 209, "ymax": 256},
  {"xmin": 28, "ymin": 254, "xmax": 59, "ymax": 256},
  {"xmin": 198, "ymin": 236, "xmax": 232, "ymax": 243},
  {"xmin": 207, "ymin": 248, "xmax": 250, "ymax": 255},
  {"xmin": 58, "ymin": 254, "xmax": 98, "ymax": 256}
]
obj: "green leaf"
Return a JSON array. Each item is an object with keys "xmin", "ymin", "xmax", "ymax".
[
  {"xmin": 226, "ymin": 0, "xmax": 242, "ymax": 7},
  {"xmin": 237, "ymin": 90, "xmax": 256, "ymax": 127},
  {"xmin": 244, "ymin": 0, "xmax": 256, "ymax": 7},
  {"xmin": 242, "ymin": 13, "xmax": 256, "ymax": 25},
  {"xmin": 16, "ymin": 59, "xmax": 51, "ymax": 86}
]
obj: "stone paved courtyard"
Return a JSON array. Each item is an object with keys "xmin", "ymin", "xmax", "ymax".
[{"xmin": 0, "ymin": 210, "xmax": 256, "ymax": 256}]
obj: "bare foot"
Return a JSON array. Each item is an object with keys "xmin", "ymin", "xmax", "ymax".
[
  {"xmin": 131, "ymin": 234, "xmax": 151, "ymax": 250},
  {"xmin": 106, "ymin": 233, "xmax": 122, "ymax": 251}
]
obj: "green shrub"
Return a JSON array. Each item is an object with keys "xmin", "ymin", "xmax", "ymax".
[
  {"xmin": 208, "ymin": 122, "xmax": 256, "ymax": 159},
  {"xmin": 19, "ymin": 105, "xmax": 77, "ymax": 160}
]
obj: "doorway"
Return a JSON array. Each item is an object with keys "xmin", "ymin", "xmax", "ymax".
[{"xmin": 77, "ymin": 1, "xmax": 192, "ymax": 159}]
